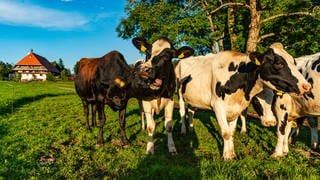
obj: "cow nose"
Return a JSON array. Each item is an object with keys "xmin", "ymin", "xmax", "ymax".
[
  {"xmin": 302, "ymin": 83, "xmax": 311, "ymax": 92},
  {"xmin": 301, "ymin": 83, "xmax": 311, "ymax": 93}
]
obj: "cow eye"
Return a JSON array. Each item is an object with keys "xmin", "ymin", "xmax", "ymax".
[{"xmin": 273, "ymin": 60, "xmax": 284, "ymax": 70}]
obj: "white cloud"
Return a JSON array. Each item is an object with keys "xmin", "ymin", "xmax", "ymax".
[
  {"xmin": 61, "ymin": 0, "xmax": 73, "ymax": 2},
  {"xmin": 0, "ymin": 1, "xmax": 88, "ymax": 29}
]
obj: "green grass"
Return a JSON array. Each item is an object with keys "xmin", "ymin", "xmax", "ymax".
[{"xmin": 0, "ymin": 81, "xmax": 320, "ymax": 179}]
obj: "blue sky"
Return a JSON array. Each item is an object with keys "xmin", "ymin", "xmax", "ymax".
[{"xmin": 0, "ymin": 0, "xmax": 143, "ymax": 72}]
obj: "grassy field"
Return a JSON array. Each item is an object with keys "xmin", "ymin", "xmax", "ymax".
[{"xmin": 0, "ymin": 81, "xmax": 320, "ymax": 179}]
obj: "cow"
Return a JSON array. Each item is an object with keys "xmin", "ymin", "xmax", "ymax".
[
  {"xmin": 75, "ymin": 50, "xmax": 156, "ymax": 147},
  {"xmin": 250, "ymin": 52, "xmax": 320, "ymax": 157},
  {"xmin": 175, "ymin": 43, "xmax": 311, "ymax": 160},
  {"xmin": 132, "ymin": 37, "xmax": 194, "ymax": 155}
]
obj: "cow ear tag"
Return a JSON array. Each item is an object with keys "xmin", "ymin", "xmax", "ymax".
[
  {"xmin": 254, "ymin": 58, "xmax": 261, "ymax": 66},
  {"xmin": 291, "ymin": 121, "xmax": 297, "ymax": 128},
  {"xmin": 140, "ymin": 45, "xmax": 147, "ymax": 52},
  {"xmin": 114, "ymin": 78, "xmax": 126, "ymax": 88},
  {"xmin": 178, "ymin": 53, "xmax": 185, "ymax": 59},
  {"xmin": 276, "ymin": 91, "xmax": 283, "ymax": 96}
]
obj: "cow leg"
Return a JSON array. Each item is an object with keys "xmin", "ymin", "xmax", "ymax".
[
  {"xmin": 223, "ymin": 119, "xmax": 237, "ymax": 160},
  {"xmin": 143, "ymin": 102, "xmax": 155, "ymax": 154},
  {"xmin": 240, "ymin": 109, "xmax": 247, "ymax": 133},
  {"xmin": 272, "ymin": 94, "xmax": 292, "ymax": 158},
  {"xmin": 139, "ymin": 100, "xmax": 145, "ymax": 131},
  {"xmin": 119, "ymin": 106, "xmax": 130, "ymax": 146},
  {"xmin": 187, "ymin": 108, "xmax": 195, "ymax": 133},
  {"xmin": 282, "ymin": 121, "xmax": 293, "ymax": 155},
  {"xmin": 288, "ymin": 117, "xmax": 304, "ymax": 145},
  {"xmin": 82, "ymin": 100, "xmax": 90, "ymax": 130},
  {"xmin": 179, "ymin": 90, "xmax": 187, "ymax": 135},
  {"xmin": 308, "ymin": 117, "xmax": 318, "ymax": 150},
  {"xmin": 96, "ymin": 102, "xmax": 106, "ymax": 146},
  {"xmin": 91, "ymin": 103, "xmax": 97, "ymax": 127},
  {"xmin": 214, "ymin": 103, "xmax": 235, "ymax": 160},
  {"xmin": 165, "ymin": 100, "xmax": 177, "ymax": 155}
]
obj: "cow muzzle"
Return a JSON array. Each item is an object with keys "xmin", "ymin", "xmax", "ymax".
[
  {"xmin": 150, "ymin": 78, "xmax": 162, "ymax": 90},
  {"xmin": 298, "ymin": 82, "xmax": 311, "ymax": 94}
]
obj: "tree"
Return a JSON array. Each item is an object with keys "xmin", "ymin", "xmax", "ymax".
[
  {"xmin": 117, "ymin": 0, "xmax": 319, "ymax": 55},
  {"xmin": 74, "ymin": 61, "xmax": 79, "ymax": 75},
  {"xmin": 60, "ymin": 69, "xmax": 71, "ymax": 81},
  {"xmin": 0, "ymin": 61, "xmax": 13, "ymax": 80}
]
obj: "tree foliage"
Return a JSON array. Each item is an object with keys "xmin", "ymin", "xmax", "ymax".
[
  {"xmin": 0, "ymin": 61, "xmax": 13, "ymax": 80},
  {"xmin": 51, "ymin": 58, "xmax": 71, "ymax": 80},
  {"xmin": 117, "ymin": 0, "xmax": 319, "ymax": 55}
]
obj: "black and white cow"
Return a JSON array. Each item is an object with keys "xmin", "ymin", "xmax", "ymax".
[
  {"xmin": 251, "ymin": 52, "xmax": 320, "ymax": 157},
  {"xmin": 133, "ymin": 37, "xmax": 193, "ymax": 155},
  {"xmin": 175, "ymin": 43, "xmax": 311, "ymax": 160}
]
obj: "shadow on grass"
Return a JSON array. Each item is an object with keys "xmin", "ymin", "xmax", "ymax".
[
  {"xmin": 119, "ymin": 109, "xmax": 201, "ymax": 179},
  {"xmin": 0, "ymin": 93, "xmax": 74, "ymax": 116}
]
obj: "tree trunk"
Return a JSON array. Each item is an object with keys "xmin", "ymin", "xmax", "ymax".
[
  {"xmin": 246, "ymin": 0, "xmax": 260, "ymax": 53},
  {"xmin": 201, "ymin": 1, "xmax": 218, "ymax": 53},
  {"xmin": 227, "ymin": 0, "xmax": 237, "ymax": 50}
]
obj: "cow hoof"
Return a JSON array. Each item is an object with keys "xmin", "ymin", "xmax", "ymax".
[
  {"xmin": 122, "ymin": 144, "xmax": 131, "ymax": 149},
  {"xmin": 271, "ymin": 152, "xmax": 286, "ymax": 158},
  {"xmin": 181, "ymin": 126, "xmax": 187, "ymax": 135},
  {"xmin": 170, "ymin": 151, "xmax": 178, "ymax": 156},
  {"xmin": 121, "ymin": 139, "xmax": 130, "ymax": 146},
  {"xmin": 189, "ymin": 126, "xmax": 194, "ymax": 133},
  {"xmin": 146, "ymin": 142, "xmax": 154, "ymax": 155},
  {"xmin": 223, "ymin": 152, "xmax": 236, "ymax": 160},
  {"xmin": 263, "ymin": 120, "xmax": 277, "ymax": 127},
  {"xmin": 169, "ymin": 146, "xmax": 177, "ymax": 155},
  {"xmin": 95, "ymin": 143, "xmax": 103, "ymax": 148}
]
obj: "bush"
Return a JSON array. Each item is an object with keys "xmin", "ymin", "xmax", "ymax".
[{"xmin": 46, "ymin": 72, "xmax": 56, "ymax": 81}]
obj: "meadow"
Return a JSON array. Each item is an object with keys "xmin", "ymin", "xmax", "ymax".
[{"xmin": 0, "ymin": 81, "xmax": 320, "ymax": 179}]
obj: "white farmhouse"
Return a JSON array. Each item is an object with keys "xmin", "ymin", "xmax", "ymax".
[{"xmin": 13, "ymin": 50, "xmax": 59, "ymax": 81}]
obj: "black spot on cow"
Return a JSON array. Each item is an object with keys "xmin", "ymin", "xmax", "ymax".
[
  {"xmin": 228, "ymin": 62, "xmax": 238, "ymax": 71},
  {"xmin": 311, "ymin": 58, "xmax": 320, "ymax": 71},
  {"xmin": 279, "ymin": 113, "xmax": 288, "ymax": 135},
  {"xmin": 305, "ymin": 72, "xmax": 309, "ymax": 79},
  {"xmin": 216, "ymin": 62, "xmax": 258, "ymax": 101},
  {"xmin": 180, "ymin": 75, "xmax": 192, "ymax": 94},
  {"xmin": 293, "ymin": 59, "xmax": 297, "ymax": 66},
  {"xmin": 299, "ymin": 68, "xmax": 303, "ymax": 74},
  {"xmin": 238, "ymin": 62, "xmax": 257, "ymax": 73},
  {"xmin": 307, "ymin": 77, "xmax": 314, "ymax": 85},
  {"xmin": 280, "ymin": 104, "xmax": 287, "ymax": 111},
  {"xmin": 252, "ymin": 97, "xmax": 263, "ymax": 116},
  {"xmin": 215, "ymin": 81, "xmax": 226, "ymax": 100},
  {"xmin": 307, "ymin": 92, "xmax": 315, "ymax": 99}
]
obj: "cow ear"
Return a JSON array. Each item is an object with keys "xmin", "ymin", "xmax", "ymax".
[
  {"xmin": 249, "ymin": 52, "xmax": 263, "ymax": 66},
  {"xmin": 132, "ymin": 37, "xmax": 151, "ymax": 53},
  {"xmin": 175, "ymin": 46, "xmax": 194, "ymax": 59},
  {"xmin": 114, "ymin": 76, "xmax": 126, "ymax": 88}
]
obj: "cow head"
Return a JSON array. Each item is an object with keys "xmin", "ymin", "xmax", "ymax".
[
  {"xmin": 104, "ymin": 76, "xmax": 128, "ymax": 110},
  {"xmin": 252, "ymin": 88, "xmax": 277, "ymax": 127},
  {"xmin": 132, "ymin": 37, "xmax": 194, "ymax": 90},
  {"xmin": 250, "ymin": 43, "xmax": 311, "ymax": 95}
]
